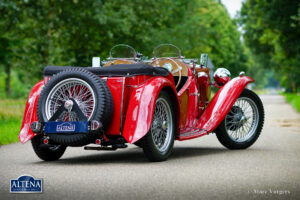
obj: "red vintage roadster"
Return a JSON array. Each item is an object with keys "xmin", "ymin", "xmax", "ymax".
[{"xmin": 19, "ymin": 44, "xmax": 264, "ymax": 162}]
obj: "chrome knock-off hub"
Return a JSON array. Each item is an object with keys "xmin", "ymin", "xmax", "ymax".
[{"xmin": 64, "ymin": 100, "xmax": 74, "ymax": 112}]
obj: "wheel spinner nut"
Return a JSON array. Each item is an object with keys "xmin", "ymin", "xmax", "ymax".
[
  {"xmin": 162, "ymin": 121, "xmax": 168, "ymax": 130},
  {"xmin": 64, "ymin": 100, "xmax": 74, "ymax": 112}
]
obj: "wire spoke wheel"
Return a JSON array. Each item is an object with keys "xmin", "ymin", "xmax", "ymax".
[
  {"xmin": 151, "ymin": 98, "xmax": 173, "ymax": 153},
  {"xmin": 142, "ymin": 91, "xmax": 175, "ymax": 162},
  {"xmin": 225, "ymin": 97, "xmax": 259, "ymax": 142},
  {"xmin": 45, "ymin": 78, "xmax": 96, "ymax": 121},
  {"xmin": 215, "ymin": 89, "xmax": 264, "ymax": 149},
  {"xmin": 37, "ymin": 69, "xmax": 112, "ymax": 147}
]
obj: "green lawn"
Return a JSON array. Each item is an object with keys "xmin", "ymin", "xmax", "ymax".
[
  {"xmin": 0, "ymin": 99, "xmax": 26, "ymax": 145},
  {"xmin": 253, "ymin": 89, "xmax": 268, "ymax": 95},
  {"xmin": 281, "ymin": 93, "xmax": 300, "ymax": 113}
]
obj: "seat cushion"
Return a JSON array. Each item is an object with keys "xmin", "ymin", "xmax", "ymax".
[{"xmin": 43, "ymin": 64, "xmax": 169, "ymax": 77}]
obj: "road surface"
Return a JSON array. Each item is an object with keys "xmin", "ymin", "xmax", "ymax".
[{"xmin": 1, "ymin": 94, "xmax": 300, "ymax": 200}]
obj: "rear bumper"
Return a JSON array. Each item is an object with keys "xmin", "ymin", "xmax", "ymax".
[{"xmin": 31, "ymin": 120, "xmax": 102, "ymax": 135}]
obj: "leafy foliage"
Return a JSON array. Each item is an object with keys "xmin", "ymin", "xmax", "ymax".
[
  {"xmin": 0, "ymin": 0, "xmax": 248, "ymax": 98},
  {"xmin": 240, "ymin": 0, "xmax": 300, "ymax": 92}
]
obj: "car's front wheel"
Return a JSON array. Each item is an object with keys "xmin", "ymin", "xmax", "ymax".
[
  {"xmin": 142, "ymin": 91, "xmax": 175, "ymax": 162},
  {"xmin": 215, "ymin": 89, "xmax": 264, "ymax": 149}
]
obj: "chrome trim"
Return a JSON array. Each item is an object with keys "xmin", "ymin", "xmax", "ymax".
[
  {"xmin": 214, "ymin": 68, "xmax": 231, "ymax": 78},
  {"xmin": 190, "ymin": 92, "xmax": 200, "ymax": 96},
  {"xmin": 198, "ymin": 72, "xmax": 208, "ymax": 78},
  {"xmin": 101, "ymin": 77, "xmax": 108, "ymax": 82},
  {"xmin": 120, "ymin": 77, "xmax": 125, "ymax": 135},
  {"xmin": 239, "ymin": 71, "xmax": 245, "ymax": 77},
  {"xmin": 180, "ymin": 128, "xmax": 207, "ymax": 137}
]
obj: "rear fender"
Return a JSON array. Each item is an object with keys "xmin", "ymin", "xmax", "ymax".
[
  {"xmin": 195, "ymin": 76, "xmax": 254, "ymax": 133},
  {"xmin": 122, "ymin": 76, "xmax": 178, "ymax": 144},
  {"xmin": 19, "ymin": 80, "xmax": 44, "ymax": 143}
]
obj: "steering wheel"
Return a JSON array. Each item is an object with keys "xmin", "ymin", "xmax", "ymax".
[
  {"xmin": 151, "ymin": 58, "xmax": 182, "ymax": 88},
  {"xmin": 104, "ymin": 59, "xmax": 135, "ymax": 67}
]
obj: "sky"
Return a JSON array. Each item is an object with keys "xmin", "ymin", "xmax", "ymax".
[{"xmin": 221, "ymin": 0, "xmax": 243, "ymax": 18}]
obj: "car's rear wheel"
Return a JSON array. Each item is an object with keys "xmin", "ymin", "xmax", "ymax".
[
  {"xmin": 31, "ymin": 135, "xmax": 66, "ymax": 161},
  {"xmin": 142, "ymin": 91, "xmax": 175, "ymax": 161},
  {"xmin": 133, "ymin": 140, "xmax": 143, "ymax": 148},
  {"xmin": 215, "ymin": 89, "xmax": 264, "ymax": 149},
  {"xmin": 37, "ymin": 68, "xmax": 113, "ymax": 146}
]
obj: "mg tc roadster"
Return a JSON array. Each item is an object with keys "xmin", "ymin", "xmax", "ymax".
[{"xmin": 19, "ymin": 44, "xmax": 264, "ymax": 162}]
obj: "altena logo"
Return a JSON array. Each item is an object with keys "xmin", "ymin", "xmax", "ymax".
[
  {"xmin": 10, "ymin": 175, "xmax": 42, "ymax": 193},
  {"xmin": 56, "ymin": 122, "xmax": 75, "ymax": 132}
]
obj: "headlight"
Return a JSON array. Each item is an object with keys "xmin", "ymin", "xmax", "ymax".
[{"xmin": 214, "ymin": 68, "xmax": 231, "ymax": 85}]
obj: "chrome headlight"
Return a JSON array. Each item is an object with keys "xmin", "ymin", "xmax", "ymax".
[{"xmin": 214, "ymin": 68, "xmax": 231, "ymax": 85}]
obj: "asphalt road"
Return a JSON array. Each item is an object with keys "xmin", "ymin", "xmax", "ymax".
[{"xmin": 1, "ymin": 94, "xmax": 300, "ymax": 200}]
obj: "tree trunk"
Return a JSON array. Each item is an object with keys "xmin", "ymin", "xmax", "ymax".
[
  {"xmin": 5, "ymin": 64, "xmax": 10, "ymax": 97},
  {"xmin": 292, "ymin": 81, "xmax": 296, "ymax": 93}
]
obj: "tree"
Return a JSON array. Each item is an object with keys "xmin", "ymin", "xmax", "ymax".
[
  {"xmin": 1, "ymin": 0, "xmax": 247, "ymax": 97},
  {"xmin": 240, "ymin": 0, "xmax": 300, "ymax": 92},
  {"xmin": 0, "ymin": 0, "xmax": 22, "ymax": 97},
  {"xmin": 152, "ymin": 0, "xmax": 249, "ymax": 75}
]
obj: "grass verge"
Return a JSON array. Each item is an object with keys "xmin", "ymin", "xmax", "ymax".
[
  {"xmin": 281, "ymin": 93, "xmax": 300, "ymax": 113},
  {"xmin": 253, "ymin": 89, "xmax": 268, "ymax": 95},
  {"xmin": 0, "ymin": 99, "xmax": 26, "ymax": 145}
]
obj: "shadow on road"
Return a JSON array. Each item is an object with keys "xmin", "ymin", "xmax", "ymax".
[
  {"xmin": 29, "ymin": 146, "xmax": 236, "ymax": 165},
  {"xmin": 30, "ymin": 146, "xmax": 269, "ymax": 165},
  {"xmin": 31, "ymin": 149, "xmax": 146, "ymax": 165},
  {"xmin": 171, "ymin": 146, "xmax": 227, "ymax": 160}
]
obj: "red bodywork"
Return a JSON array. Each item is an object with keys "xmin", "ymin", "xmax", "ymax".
[
  {"xmin": 19, "ymin": 63, "xmax": 254, "ymax": 144},
  {"xmin": 19, "ymin": 80, "xmax": 44, "ymax": 143}
]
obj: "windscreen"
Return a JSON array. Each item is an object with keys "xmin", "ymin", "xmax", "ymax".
[
  {"xmin": 153, "ymin": 44, "xmax": 181, "ymax": 58},
  {"xmin": 109, "ymin": 44, "xmax": 136, "ymax": 59}
]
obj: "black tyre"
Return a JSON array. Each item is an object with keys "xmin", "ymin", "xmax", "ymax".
[
  {"xmin": 37, "ymin": 68, "xmax": 113, "ymax": 146},
  {"xmin": 31, "ymin": 135, "xmax": 66, "ymax": 161},
  {"xmin": 142, "ymin": 91, "xmax": 175, "ymax": 162},
  {"xmin": 215, "ymin": 89, "xmax": 264, "ymax": 149},
  {"xmin": 133, "ymin": 140, "xmax": 143, "ymax": 148}
]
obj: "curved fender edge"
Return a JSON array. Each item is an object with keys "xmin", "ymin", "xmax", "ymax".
[
  {"xmin": 122, "ymin": 77, "xmax": 178, "ymax": 144},
  {"xmin": 19, "ymin": 80, "xmax": 44, "ymax": 143},
  {"xmin": 195, "ymin": 76, "xmax": 254, "ymax": 133}
]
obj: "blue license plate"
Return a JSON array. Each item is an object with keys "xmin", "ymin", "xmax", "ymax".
[{"xmin": 44, "ymin": 121, "xmax": 89, "ymax": 134}]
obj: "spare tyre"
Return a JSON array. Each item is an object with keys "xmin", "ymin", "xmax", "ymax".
[{"xmin": 37, "ymin": 68, "xmax": 113, "ymax": 146}]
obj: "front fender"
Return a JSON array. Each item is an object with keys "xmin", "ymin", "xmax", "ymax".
[
  {"xmin": 19, "ymin": 80, "xmax": 44, "ymax": 143},
  {"xmin": 122, "ymin": 77, "xmax": 178, "ymax": 144},
  {"xmin": 195, "ymin": 76, "xmax": 254, "ymax": 133}
]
